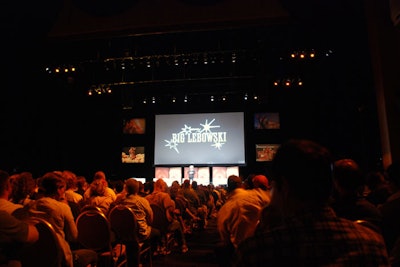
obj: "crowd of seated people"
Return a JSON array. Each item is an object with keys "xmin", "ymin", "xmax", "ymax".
[
  {"xmin": 3, "ymin": 140, "xmax": 400, "ymax": 267},
  {"xmin": 1, "ymin": 166, "xmax": 228, "ymax": 266}
]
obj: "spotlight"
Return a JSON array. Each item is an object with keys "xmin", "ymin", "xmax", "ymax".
[{"xmin": 231, "ymin": 53, "xmax": 236, "ymax": 63}]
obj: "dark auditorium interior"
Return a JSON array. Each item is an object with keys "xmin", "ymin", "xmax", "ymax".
[
  {"xmin": 1, "ymin": 0, "xmax": 399, "ymax": 181},
  {"xmin": 1, "ymin": 1, "xmax": 400, "ymax": 266}
]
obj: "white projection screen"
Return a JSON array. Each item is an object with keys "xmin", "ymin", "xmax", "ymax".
[{"xmin": 154, "ymin": 112, "xmax": 246, "ymax": 166}]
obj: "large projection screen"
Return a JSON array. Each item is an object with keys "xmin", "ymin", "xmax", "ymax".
[{"xmin": 154, "ymin": 112, "xmax": 246, "ymax": 165}]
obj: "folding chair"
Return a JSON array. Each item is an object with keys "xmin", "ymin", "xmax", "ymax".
[
  {"xmin": 108, "ymin": 204, "xmax": 152, "ymax": 267},
  {"xmin": 76, "ymin": 209, "xmax": 118, "ymax": 267},
  {"xmin": 150, "ymin": 203, "xmax": 176, "ymax": 253},
  {"xmin": 20, "ymin": 217, "xmax": 63, "ymax": 267}
]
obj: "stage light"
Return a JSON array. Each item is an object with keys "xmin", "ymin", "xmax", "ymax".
[{"xmin": 231, "ymin": 53, "xmax": 236, "ymax": 63}]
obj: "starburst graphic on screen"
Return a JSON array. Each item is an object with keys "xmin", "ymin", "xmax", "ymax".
[
  {"xmin": 164, "ymin": 119, "xmax": 225, "ymax": 153},
  {"xmin": 199, "ymin": 119, "xmax": 220, "ymax": 133},
  {"xmin": 164, "ymin": 139, "xmax": 180, "ymax": 153}
]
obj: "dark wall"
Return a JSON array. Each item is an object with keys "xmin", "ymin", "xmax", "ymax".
[{"xmin": 0, "ymin": 0, "xmax": 386, "ymax": 181}]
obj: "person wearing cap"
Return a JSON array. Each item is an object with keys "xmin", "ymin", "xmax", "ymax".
[{"xmin": 247, "ymin": 174, "xmax": 271, "ymax": 208}]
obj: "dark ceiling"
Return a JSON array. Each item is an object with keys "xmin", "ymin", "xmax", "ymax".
[{"xmin": 0, "ymin": 0, "xmax": 382, "ymax": 177}]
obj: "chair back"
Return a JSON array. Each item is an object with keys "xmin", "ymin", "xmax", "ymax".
[
  {"xmin": 108, "ymin": 205, "xmax": 152, "ymax": 267},
  {"xmin": 150, "ymin": 203, "xmax": 169, "ymax": 234},
  {"xmin": 20, "ymin": 217, "xmax": 63, "ymax": 267},
  {"xmin": 108, "ymin": 205, "xmax": 138, "ymax": 243},
  {"xmin": 80, "ymin": 204, "xmax": 104, "ymax": 214},
  {"xmin": 76, "ymin": 209, "xmax": 112, "ymax": 251}
]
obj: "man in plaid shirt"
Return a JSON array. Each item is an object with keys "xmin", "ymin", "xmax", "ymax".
[{"xmin": 234, "ymin": 139, "xmax": 389, "ymax": 267}]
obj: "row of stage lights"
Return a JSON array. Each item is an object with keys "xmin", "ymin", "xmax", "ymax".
[
  {"xmin": 88, "ymin": 84, "xmax": 112, "ymax": 96},
  {"xmin": 87, "ymin": 77, "xmax": 303, "ymax": 97},
  {"xmin": 46, "ymin": 50, "xmax": 243, "ymax": 75},
  {"xmin": 120, "ymin": 92, "xmax": 262, "ymax": 107},
  {"xmin": 45, "ymin": 49, "xmax": 326, "ymax": 75}
]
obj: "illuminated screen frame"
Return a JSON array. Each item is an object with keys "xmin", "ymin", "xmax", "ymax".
[
  {"xmin": 255, "ymin": 144, "xmax": 280, "ymax": 162},
  {"xmin": 122, "ymin": 146, "xmax": 145, "ymax": 163},
  {"xmin": 123, "ymin": 118, "xmax": 146, "ymax": 134},
  {"xmin": 154, "ymin": 112, "xmax": 246, "ymax": 165},
  {"xmin": 254, "ymin": 112, "xmax": 280, "ymax": 129}
]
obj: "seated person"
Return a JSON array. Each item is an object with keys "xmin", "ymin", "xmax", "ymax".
[
  {"xmin": 234, "ymin": 139, "xmax": 389, "ymax": 266},
  {"xmin": 0, "ymin": 210, "xmax": 39, "ymax": 266},
  {"xmin": 32, "ymin": 171, "xmax": 97, "ymax": 267},
  {"xmin": 146, "ymin": 179, "xmax": 188, "ymax": 254},
  {"xmin": 115, "ymin": 178, "xmax": 161, "ymax": 263},
  {"xmin": 83, "ymin": 171, "xmax": 116, "ymax": 214},
  {"xmin": 330, "ymin": 158, "xmax": 382, "ymax": 232}
]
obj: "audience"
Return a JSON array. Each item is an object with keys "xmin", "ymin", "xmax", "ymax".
[
  {"xmin": 234, "ymin": 139, "xmax": 390, "ymax": 266},
  {"xmin": 83, "ymin": 171, "xmax": 116, "ymax": 214},
  {"xmin": 247, "ymin": 174, "xmax": 271, "ymax": 208},
  {"xmin": 379, "ymin": 161, "xmax": 400, "ymax": 263},
  {"xmin": 216, "ymin": 175, "xmax": 263, "ymax": 267},
  {"xmin": 114, "ymin": 178, "xmax": 161, "ymax": 255},
  {"xmin": 330, "ymin": 158, "xmax": 382, "ymax": 232},
  {"xmin": 62, "ymin": 170, "xmax": 84, "ymax": 219},
  {"xmin": 0, "ymin": 210, "xmax": 39, "ymax": 266},
  {"xmin": 0, "ymin": 170, "xmax": 24, "ymax": 215},
  {"xmin": 9, "ymin": 171, "xmax": 37, "ymax": 206},
  {"xmin": 2, "ymin": 145, "xmax": 398, "ymax": 267},
  {"xmin": 76, "ymin": 175, "xmax": 89, "ymax": 196},
  {"xmin": 31, "ymin": 171, "xmax": 97, "ymax": 267},
  {"xmin": 146, "ymin": 179, "xmax": 188, "ymax": 254},
  {"xmin": 365, "ymin": 170, "xmax": 393, "ymax": 206}
]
